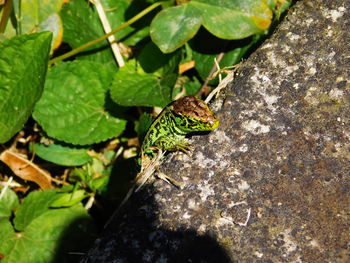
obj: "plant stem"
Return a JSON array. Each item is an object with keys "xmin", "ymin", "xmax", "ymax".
[
  {"xmin": 91, "ymin": 0, "xmax": 125, "ymax": 67},
  {"xmin": 0, "ymin": 0, "xmax": 13, "ymax": 33},
  {"xmin": 49, "ymin": 1, "xmax": 163, "ymax": 66}
]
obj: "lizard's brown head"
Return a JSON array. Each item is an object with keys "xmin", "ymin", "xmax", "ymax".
[{"xmin": 171, "ymin": 95, "xmax": 219, "ymax": 132}]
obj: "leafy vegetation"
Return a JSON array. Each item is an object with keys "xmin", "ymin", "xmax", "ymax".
[{"xmin": 0, "ymin": 0, "xmax": 291, "ymax": 262}]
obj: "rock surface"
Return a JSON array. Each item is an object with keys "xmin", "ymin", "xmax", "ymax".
[{"xmin": 81, "ymin": 0, "xmax": 350, "ymax": 262}]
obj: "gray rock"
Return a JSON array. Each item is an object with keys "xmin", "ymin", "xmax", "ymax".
[{"xmin": 81, "ymin": 0, "xmax": 350, "ymax": 262}]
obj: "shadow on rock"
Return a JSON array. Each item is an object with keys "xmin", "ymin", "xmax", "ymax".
[{"xmin": 80, "ymin": 184, "xmax": 234, "ymax": 263}]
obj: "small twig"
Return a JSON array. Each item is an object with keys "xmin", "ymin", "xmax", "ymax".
[
  {"xmin": 135, "ymin": 150, "xmax": 165, "ymax": 192},
  {"xmin": 84, "ymin": 195, "xmax": 95, "ymax": 210},
  {"xmin": 0, "ymin": 176, "xmax": 13, "ymax": 200},
  {"xmin": 90, "ymin": 0, "xmax": 125, "ymax": 67},
  {"xmin": 205, "ymin": 70, "xmax": 235, "ymax": 104},
  {"xmin": 220, "ymin": 201, "xmax": 252, "ymax": 227},
  {"xmin": 240, "ymin": 207, "xmax": 251, "ymax": 227},
  {"xmin": 0, "ymin": 178, "xmax": 21, "ymax": 188},
  {"xmin": 196, "ymin": 52, "xmax": 225, "ymax": 97}
]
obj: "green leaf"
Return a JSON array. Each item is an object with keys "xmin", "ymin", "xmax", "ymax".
[
  {"xmin": 4, "ymin": 0, "xmax": 63, "ymax": 40},
  {"xmin": 123, "ymin": 26, "xmax": 150, "ymax": 46},
  {"xmin": 50, "ymin": 190, "xmax": 88, "ymax": 207},
  {"xmin": 13, "ymin": 190, "xmax": 57, "ymax": 231},
  {"xmin": 61, "ymin": 0, "xmax": 115, "ymax": 66},
  {"xmin": 0, "ymin": 188, "xmax": 19, "ymax": 218},
  {"xmin": 69, "ymin": 167, "xmax": 88, "ymax": 183},
  {"xmin": 19, "ymin": 0, "xmax": 63, "ymax": 33},
  {"xmin": 33, "ymin": 143, "xmax": 92, "ymax": 166},
  {"xmin": 0, "ymin": 219, "xmax": 16, "ymax": 259},
  {"xmin": 150, "ymin": 0, "xmax": 272, "ymax": 53},
  {"xmin": 189, "ymin": 0, "xmax": 272, "ymax": 39},
  {"xmin": 138, "ymin": 42, "xmax": 182, "ymax": 76},
  {"xmin": 135, "ymin": 112, "xmax": 153, "ymax": 140},
  {"xmin": 0, "ymin": 204, "xmax": 95, "ymax": 263},
  {"xmin": 150, "ymin": 4, "xmax": 202, "ymax": 53},
  {"xmin": 183, "ymin": 77, "xmax": 202, "ymax": 95},
  {"xmin": 89, "ymin": 176, "xmax": 110, "ymax": 193},
  {"xmin": 0, "ymin": 32, "xmax": 52, "ymax": 143},
  {"xmin": 110, "ymin": 60, "xmax": 175, "ymax": 107},
  {"xmin": 138, "ymin": 42, "xmax": 174, "ymax": 74},
  {"xmin": 37, "ymin": 13, "xmax": 63, "ymax": 51},
  {"xmin": 33, "ymin": 61, "xmax": 127, "ymax": 145}
]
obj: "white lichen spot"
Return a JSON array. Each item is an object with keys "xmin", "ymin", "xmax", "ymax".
[
  {"xmin": 304, "ymin": 87, "xmax": 319, "ymax": 105},
  {"xmin": 194, "ymin": 151, "xmax": 217, "ymax": 168},
  {"xmin": 227, "ymin": 168, "xmax": 241, "ymax": 178},
  {"xmin": 213, "ymin": 130, "xmax": 231, "ymax": 144},
  {"xmin": 286, "ymin": 32, "xmax": 301, "ymax": 41},
  {"xmin": 293, "ymin": 83, "xmax": 300, "ymax": 90},
  {"xmin": 198, "ymin": 224, "xmax": 207, "ymax": 233},
  {"xmin": 182, "ymin": 211, "xmax": 191, "ymax": 219},
  {"xmin": 217, "ymin": 159, "xmax": 230, "ymax": 168},
  {"xmin": 249, "ymin": 68, "xmax": 281, "ymax": 112},
  {"xmin": 323, "ymin": 7, "xmax": 346, "ymax": 22},
  {"xmin": 329, "ymin": 88, "xmax": 344, "ymax": 99},
  {"xmin": 254, "ymin": 251, "xmax": 264, "ymax": 258},
  {"xmin": 266, "ymin": 51, "xmax": 287, "ymax": 70},
  {"xmin": 239, "ymin": 144, "xmax": 248, "ymax": 152},
  {"xmin": 264, "ymin": 94, "xmax": 279, "ymax": 107},
  {"xmin": 327, "ymin": 51, "xmax": 336, "ymax": 62},
  {"xmin": 171, "ymin": 204, "xmax": 182, "ymax": 212},
  {"xmin": 154, "ymin": 193, "xmax": 162, "ymax": 201},
  {"xmin": 305, "ymin": 18, "xmax": 314, "ymax": 25},
  {"xmin": 187, "ymin": 198, "xmax": 197, "ymax": 210},
  {"xmin": 276, "ymin": 123, "xmax": 286, "ymax": 131},
  {"xmin": 309, "ymin": 67, "xmax": 317, "ymax": 75},
  {"xmin": 326, "ymin": 27, "xmax": 333, "ymax": 37},
  {"xmin": 283, "ymin": 45, "xmax": 291, "ymax": 53},
  {"xmin": 207, "ymin": 170, "xmax": 217, "ymax": 179},
  {"xmin": 215, "ymin": 217, "xmax": 234, "ymax": 227},
  {"xmin": 310, "ymin": 239, "xmax": 320, "ymax": 248},
  {"xmin": 260, "ymin": 42, "xmax": 274, "ymax": 50},
  {"xmin": 199, "ymin": 183, "xmax": 214, "ymax": 202},
  {"xmin": 336, "ymin": 76, "xmax": 344, "ymax": 82},
  {"xmin": 305, "ymin": 55, "xmax": 315, "ymax": 68},
  {"xmin": 285, "ymin": 65, "xmax": 299, "ymax": 75},
  {"xmin": 238, "ymin": 180, "xmax": 250, "ymax": 191},
  {"xmin": 242, "ymin": 120, "xmax": 270, "ymax": 135},
  {"xmin": 281, "ymin": 229, "xmax": 298, "ymax": 255},
  {"xmin": 262, "ymin": 75, "xmax": 271, "ymax": 83}
]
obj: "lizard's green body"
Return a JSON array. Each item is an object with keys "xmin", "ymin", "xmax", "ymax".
[{"xmin": 141, "ymin": 95, "xmax": 219, "ymax": 156}]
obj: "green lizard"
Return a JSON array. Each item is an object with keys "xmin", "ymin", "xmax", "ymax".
[
  {"xmin": 141, "ymin": 95, "xmax": 219, "ymax": 157},
  {"xmin": 104, "ymin": 95, "xmax": 219, "ymax": 227},
  {"xmin": 133, "ymin": 95, "xmax": 219, "ymax": 190}
]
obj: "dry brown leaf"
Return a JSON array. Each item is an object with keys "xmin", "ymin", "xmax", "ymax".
[
  {"xmin": 127, "ymin": 137, "xmax": 139, "ymax": 147},
  {"xmin": 0, "ymin": 150, "xmax": 53, "ymax": 189},
  {"xmin": 179, "ymin": 60, "xmax": 195, "ymax": 74}
]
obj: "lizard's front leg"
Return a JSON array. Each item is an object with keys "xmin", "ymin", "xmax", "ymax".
[{"xmin": 154, "ymin": 137, "xmax": 190, "ymax": 153}]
